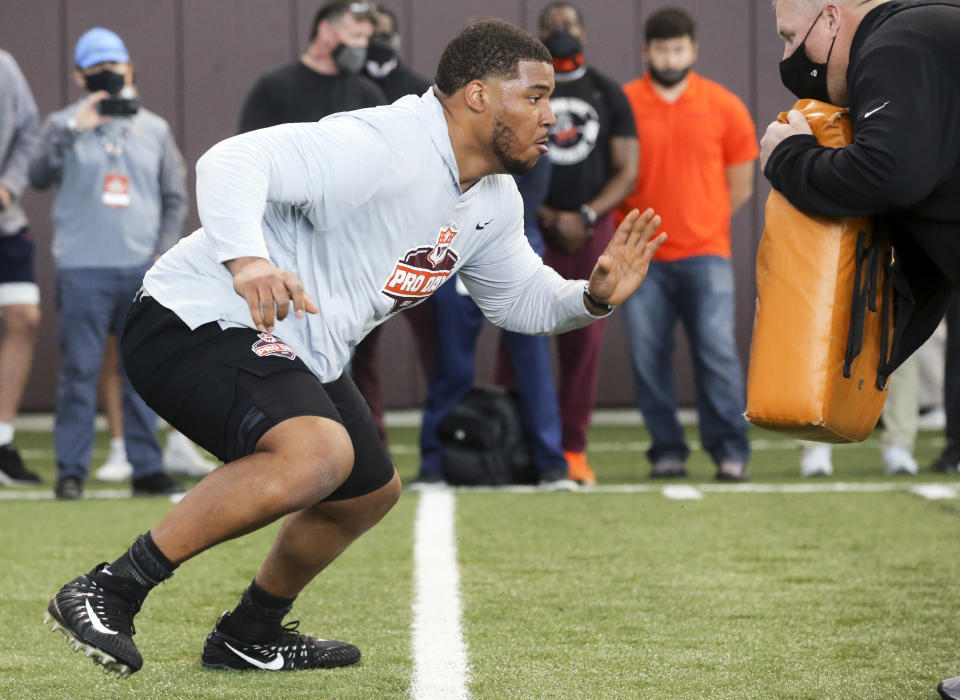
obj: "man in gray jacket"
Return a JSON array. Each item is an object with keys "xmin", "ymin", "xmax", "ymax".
[
  {"xmin": 29, "ymin": 27, "xmax": 188, "ymax": 500},
  {"xmin": 0, "ymin": 49, "xmax": 41, "ymax": 485}
]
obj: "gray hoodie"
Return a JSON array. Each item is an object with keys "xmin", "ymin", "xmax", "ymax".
[{"xmin": 0, "ymin": 49, "xmax": 40, "ymax": 236}]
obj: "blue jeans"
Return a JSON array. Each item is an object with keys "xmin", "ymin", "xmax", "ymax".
[
  {"xmin": 54, "ymin": 266, "xmax": 163, "ymax": 481},
  {"xmin": 621, "ymin": 256, "xmax": 750, "ymax": 466},
  {"xmin": 419, "ymin": 276, "xmax": 566, "ymax": 476}
]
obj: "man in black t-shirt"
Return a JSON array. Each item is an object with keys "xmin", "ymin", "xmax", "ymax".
[
  {"xmin": 534, "ymin": 1, "xmax": 639, "ymax": 484},
  {"xmin": 238, "ymin": 1, "xmax": 385, "ymax": 133}
]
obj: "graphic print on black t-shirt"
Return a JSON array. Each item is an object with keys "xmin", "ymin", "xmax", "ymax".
[
  {"xmin": 548, "ymin": 97, "xmax": 600, "ymax": 166},
  {"xmin": 544, "ymin": 67, "xmax": 636, "ymax": 210}
]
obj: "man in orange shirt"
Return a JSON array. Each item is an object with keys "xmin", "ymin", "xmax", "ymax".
[{"xmin": 617, "ymin": 8, "xmax": 757, "ymax": 481}]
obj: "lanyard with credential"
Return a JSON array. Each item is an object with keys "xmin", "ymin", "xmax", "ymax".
[{"xmin": 97, "ymin": 123, "xmax": 131, "ymax": 209}]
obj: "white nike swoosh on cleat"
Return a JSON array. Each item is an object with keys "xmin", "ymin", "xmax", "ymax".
[
  {"xmin": 224, "ymin": 642, "xmax": 284, "ymax": 670},
  {"xmin": 84, "ymin": 600, "xmax": 118, "ymax": 635}
]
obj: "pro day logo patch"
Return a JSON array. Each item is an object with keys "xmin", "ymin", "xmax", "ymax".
[
  {"xmin": 251, "ymin": 333, "xmax": 296, "ymax": 360},
  {"xmin": 381, "ymin": 227, "xmax": 459, "ymax": 314}
]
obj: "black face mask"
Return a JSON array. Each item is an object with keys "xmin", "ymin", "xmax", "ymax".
[
  {"xmin": 542, "ymin": 30, "xmax": 584, "ymax": 74},
  {"xmin": 84, "ymin": 69, "xmax": 125, "ymax": 95},
  {"xmin": 365, "ymin": 40, "xmax": 397, "ymax": 78},
  {"xmin": 649, "ymin": 65, "xmax": 690, "ymax": 88},
  {"xmin": 778, "ymin": 10, "xmax": 836, "ymax": 103}
]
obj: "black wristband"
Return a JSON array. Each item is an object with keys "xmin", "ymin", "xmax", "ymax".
[{"xmin": 583, "ymin": 283, "xmax": 615, "ymax": 313}]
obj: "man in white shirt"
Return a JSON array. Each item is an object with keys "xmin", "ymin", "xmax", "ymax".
[{"xmin": 44, "ymin": 19, "xmax": 665, "ymax": 678}]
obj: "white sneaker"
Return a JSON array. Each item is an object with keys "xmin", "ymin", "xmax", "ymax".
[
  {"xmin": 883, "ymin": 445, "xmax": 918, "ymax": 475},
  {"xmin": 95, "ymin": 445, "xmax": 133, "ymax": 482},
  {"xmin": 801, "ymin": 444, "xmax": 834, "ymax": 477},
  {"xmin": 163, "ymin": 433, "xmax": 216, "ymax": 477}
]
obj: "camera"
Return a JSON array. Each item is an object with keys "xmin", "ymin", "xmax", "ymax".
[{"xmin": 98, "ymin": 96, "xmax": 140, "ymax": 116}]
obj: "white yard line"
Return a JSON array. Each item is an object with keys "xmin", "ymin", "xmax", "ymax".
[
  {"xmin": 3, "ymin": 481, "xmax": 956, "ymax": 502},
  {"xmin": 411, "ymin": 490, "xmax": 469, "ymax": 700},
  {"xmin": 0, "ymin": 488, "xmax": 131, "ymax": 500},
  {"xmin": 404, "ymin": 482, "xmax": 959, "ymax": 498}
]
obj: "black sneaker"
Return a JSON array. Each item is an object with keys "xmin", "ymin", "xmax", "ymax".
[
  {"xmin": 650, "ymin": 458, "xmax": 687, "ymax": 479},
  {"xmin": 55, "ymin": 476, "xmax": 83, "ymax": 500},
  {"xmin": 201, "ymin": 611, "xmax": 361, "ymax": 671},
  {"xmin": 538, "ymin": 467, "xmax": 578, "ymax": 492},
  {"xmin": 931, "ymin": 446, "xmax": 960, "ymax": 474},
  {"xmin": 132, "ymin": 472, "xmax": 185, "ymax": 497},
  {"xmin": 0, "ymin": 443, "xmax": 41, "ymax": 485},
  {"xmin": 43, "ymin": 563, "xmax": 143, "ymax": 678}
]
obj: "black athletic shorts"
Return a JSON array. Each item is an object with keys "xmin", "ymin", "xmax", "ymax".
[
  {"xmin": 121, "ymin": 293, "xmax": 395, "ymax": 502},
  {"xmin": 0, "ymin": 229, "xmax": 36, "ymax": 283}
]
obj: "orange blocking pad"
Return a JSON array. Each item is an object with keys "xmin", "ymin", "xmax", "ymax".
[{"xmin": 745, "ymin": 100, "xmax": 891, "ymax": 443}]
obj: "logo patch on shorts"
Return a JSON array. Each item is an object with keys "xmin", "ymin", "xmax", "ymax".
[{"xmin": 251, "ymin": 333, "xmax": 296, "ymax": 360}]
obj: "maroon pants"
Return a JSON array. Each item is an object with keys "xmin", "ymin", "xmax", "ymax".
[
  {"xmin": 350, "ymin": 302, "xmax": 434, "ymax": 444},
  {"xmin": 496, "ymin": 213, "xmax": 614, "ymax": 453}
]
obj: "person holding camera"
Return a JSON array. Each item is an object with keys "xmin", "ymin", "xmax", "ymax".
[{"xmin": 28, "ymin": 27, "xmax": 187, "ymax": 500}]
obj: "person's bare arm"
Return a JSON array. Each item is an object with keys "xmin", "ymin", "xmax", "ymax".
[{"xmin": 726, "ymin": 160, "xmax": 755, "ymax": 215}]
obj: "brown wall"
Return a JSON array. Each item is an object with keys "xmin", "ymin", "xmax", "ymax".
[{"xmin": 0, "ymin": 0, "xmax": 794, "ymax": 411}]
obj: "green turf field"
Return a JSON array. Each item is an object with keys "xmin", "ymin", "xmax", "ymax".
[{"xmin": 2, "ymin": 424, "xmax": 959, "ymax": 699}]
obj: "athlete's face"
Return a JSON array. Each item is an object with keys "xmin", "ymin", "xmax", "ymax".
[{"xmin": 488, "ymin": 60, "xmax": 556, "ymax": 175}]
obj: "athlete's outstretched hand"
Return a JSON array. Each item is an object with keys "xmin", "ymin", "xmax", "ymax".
[
  {"xmin": 585, "ymin": 208, "xmax": 666, "ymax": 314},
  {"xmin": 226, "ymin": 256, "xmax": 318, "ymax": 332}
]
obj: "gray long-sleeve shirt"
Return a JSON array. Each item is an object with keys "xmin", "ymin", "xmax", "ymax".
[
  {"xmin": 0, "ymin": 49, "xmax": 40, "ymax": 235},
  {"xmin": 145, "ymin": 90, "xmax": 602, "ymax": 383},
  {"xmin": 29, "ymin": 100, "xmax": 187, "ymax": 268}
]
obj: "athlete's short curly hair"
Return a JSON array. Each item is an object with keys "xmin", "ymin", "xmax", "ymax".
[{"xmin": 435, "ymin": 19, "xmax": 552, "ymax": 96}]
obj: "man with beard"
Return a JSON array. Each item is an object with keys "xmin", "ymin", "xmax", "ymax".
[
  {"xmin": 43, "ymin": 19, "xmax": 666, "ymax": 679},
  {"xmin": 536, "ymin": 1, "xmax": 639, "ymax": 485},
  {"xmin": 616, "ymin": 8, "xmax": 758, "ymax": 482}
]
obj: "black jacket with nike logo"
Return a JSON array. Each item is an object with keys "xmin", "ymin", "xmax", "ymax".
[{"xmin": 765, "ymin": 0, "xmax": 960, "ymax": 369}]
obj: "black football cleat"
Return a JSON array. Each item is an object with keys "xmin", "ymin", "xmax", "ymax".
[
  {"xmin": 201, "ymin": 611, "xmax": 360, "ymax": 671},
  {"xmin": 43, "ymin": 563, "xmax": 142, "ymax": 678}
]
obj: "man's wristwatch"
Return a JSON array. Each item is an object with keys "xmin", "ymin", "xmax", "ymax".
[
  {"xmin": 580, "ymin": 203, "xmax": 598, "ymax": 227},
  {"xmin": 583, "ymin": 283, "xmax": 615, "ymax": 313}
]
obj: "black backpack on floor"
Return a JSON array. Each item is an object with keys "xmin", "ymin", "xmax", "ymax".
[{"xmin": 437, "ymin": 386, "xmax": 536, "ymax": 486}]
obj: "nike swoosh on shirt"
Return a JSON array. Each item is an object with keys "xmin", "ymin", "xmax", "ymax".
[
  {"xmin": 863, "ymin": 101, "xmax": 890, "ymax": 118},
  {"xmin": 475, "ymin": 219, "xmax": 493, "ymax": 230},
  {"xmin": 85, "ymin": 599, "xmax": 118, "ymax": 635},
  {"xmin": 224, "ymin": 641, "xmax": 285, "ymax": 670}
]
